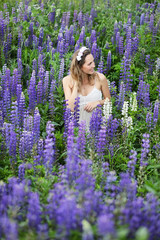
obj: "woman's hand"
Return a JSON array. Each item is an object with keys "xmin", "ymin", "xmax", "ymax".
[{"xmin": 84, "ymin": 101, "xmax": 99, "ymax": 112}]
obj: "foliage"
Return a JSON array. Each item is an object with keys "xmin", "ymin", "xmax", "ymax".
[{"xmin": 0, "ymin": 0, "xmax": 160, "ymax": 239}]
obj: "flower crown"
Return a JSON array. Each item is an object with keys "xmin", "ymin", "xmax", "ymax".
[{"xmin": 76, "ymin": 46, "xmax": 88, "ymax": 61}]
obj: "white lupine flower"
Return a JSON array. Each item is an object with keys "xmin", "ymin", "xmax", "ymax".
[
  {"xmin": 107, "ymin": 79, "xmax": 111, "ymax": 90},
  {"xmin": 127, "ymin": 116, "xmax": 133, "ymax": 130},
  {"xmin": 122, "ymin": 101, "xmax": 133, "ymax": 132},
  {"xmin": 130, "ymin": 92, "xmax": 137, "ymax": 112},
  {"xmin": 122, "ymin": 116, "xmax": 133, "ymax": 132},
  {"xmin": 103, "ymin": 97, "xmax": 112, "ymax": 120},
  {"xmin": 155, "ymin": 57, "xmax": 160, "ymax": 72},
  {"xmin": 122, "ymin": 101, "xmax": 129, "ymax": 117}
]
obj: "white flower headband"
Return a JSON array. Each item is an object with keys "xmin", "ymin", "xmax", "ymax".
[{"xmin": 76, "ymin": 46, "xmax": 88, "ymax": 62}]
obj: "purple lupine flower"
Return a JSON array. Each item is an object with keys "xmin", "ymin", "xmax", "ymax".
[
  {"xmin": 132, "ymin": 23, "xmax": 137, "ymax": 35},
  {"xmin": 146, "ymin": 112, "xmax": 153, "ymax": 129},
  {"xmin": 28, "ymin": 22, "xmax": 34, "ymax": 46},
  {"xmin": 89, "ymin": 106, "xmax": 103, "ymax": 141},
  {"xmin": 32, "ymin": 58, "xmax": 37, "ymax": 75},
  {"xmin": 97, "ymin": 124, "xmax": 107, "ymax": 160},
  {"xmin": 137, "ymin": 80, "xmax": 150, "ymax": 108},
  {"xmin": 3, "ymin": 87, "xmax": 11, "ymax": 120},
  {"xmin": 140, "ymin": 13, "xmax": 145, "ymax": 25},
  {"xmin": 48, "ymin": 10, "xmax": 55, "ymax": 23},
  {"xmin": 149, "ymin": 14, "xmax": 154, "ymax": 32},
  {"xmin": 79, "ymin": 26, "xmax": 85, "ymax": 45},
  {"xmin": 19, "ymin": 130, "xmax": 34, "ymax": 160},
  {"xmin": 17, "ymin": 47, "xmax": 21, "ymax": 60},
  {"xmin": 132, "ymin": 34, "xmax": 140, "ymax": 55},
  {"xmin": 2, "ymin": 122, "xmax": 12, "ymax": 149},
  {"xmin": 33, "ymin": 34, "xmax": 38, "ymax": 49},
  {"xmin": 116, "ymin": 31, "xmax": 120, "ymax": 53},
  {"xmin": 119, "ymin": 36, "xmax": 124, "ymax": 55},
  {"xmin": 38, "ymin": 54, "xmax": 44, "ymax": 69},
  {"xmin": 0, "ymin": 110, "xmax": 3, "ymax": 130},
  {"xmin": 107, "ymin": 50, "xmax": 111, "ymax": 73},
  {"xmin": 67, "ymin": 120, "xmax": 74, "ymax": 153},
  {"xmin": 73, "ymin": 97, "xmax": 80, "ymax": 127},
  {"xmin": 114, "ymin": 21, "xmax": 119, "ymax": 41},
  {"xmin": 66, "ymin": 145, "xmax": 80, "ymax": 187},
  {"xmin": 18, "ymin": 92, "xmax": 25, "ymax": 127},
  {"xmin": 76, "ymin": 159, "xmax": 95, "ymax": 191},
  {"xmin": 74, "ymin": 40, "xmax": 80, "ymax": 52},
  {"xmin": 64, "ymin": 29, "xmax": 70, "ymax": 51},
  {"xmin": 23, "ymin": 113, "xmax": 33, "ymax": 132},
  {"xmin": 0, "ymin": 17, "xmax": 5, "ymax": 44},
  {"xmin": 86, "ymin": 36, "xmax": 91, "ymax": 49},
  {"xmin": 97, "ymin": 59, "xmax": 104, "ymax": 73},
  {"xmin": 48, "ymin": 79, "xmax": 55, "ymax": 118},
  {"xmin": 91, "ymin": 41, "xmax": 99, "ymax": 61},
  {"xmin": 145, "ymin": 54, "xmax": 150, "ymax": 69},
  {"xmin": 37, "ymin": 80, "xmax": 43, "ymax": 104},
  {"xmin": 28, "ymin": 70, "xmax": 36, "ymax": 111},
  {"xmin": 19, "ymin": 134, "xmax": 25, "ymax": 160},
  {"xmin": 126, "ymin": 26, "xmax": 131, "ymax": 46},
  {"xmin": 16, "ymin": 83, "xmax": 22, "ymax": 105},
  {"xmin": 119, "ymin": 172, "xmax": 137, "ymax": 201},
  {"xmin": 33, "ymin": 107, "xmax": 41, "ymax": 143},
  {"xmin": 58, "ymin": 58, "xmax": 64, "ymax": 81},
  {"xmin": 63, "ymin": 102, "xmax": 72, "ymax": 141},
  {"xmin": 125, "ymin": 36, "xmax": 132, "ymax": 58},
  {"xmin": 140, "ymin": 133, "xmax": 150, "ymax": 166},
  {"xmin": 27, "ymin": 192, "xmax": 41, "ymax": 230},
  {"xmin": 153, "ymin": 100, "xmax": 159, "ymax": 127},
  {"xmin": 73, "ymin": 10, "xmax": 78, "ymax": 22},
  {"xmin": 34, "ymin": 138, "xmax": 44, "ymax": 165},
  {"xmin": 9, "ymin": 128, "xmax": 17, "ymax": 165},
  {"xmin": 12, "ymin": 69, "xmax": 21, "ymax": 96},
  {"xmin": 1, "ymin": 216, "xmax": 18, "ymax": 240},
  {"xmin": 76, "ymin": 120, "xmax": 86, "ymax": 158},
  {"xmin": 44, "ymin": 70, "xmax": 49, "ymax": 100},
  {"xmin": 97, "ymin": 214, "xmax": 115, "ymax": 237},
  {"xmin": 105, "ymin": 170, "xmax": 118, "ymax": 198},
  {"xmin": 127, "ymin": 150, "xmax": 137, "ymax": 178},
  {"xmin": 38, "ymin": 65, "xmax": 45, "ymax": 86},
  {"xmin": 37, "ymin": 224, "xmax": 49, "ymax": 240},
  {"xmin": 47, "ymin": 36, "xmax": 53, "ymax": 52},
  {"xmin": 57, "ymin": 39, "xmax": 65, "ymax": 58},
  {"xmin": 18, "ymin": 163, "xmax": 25, "ymax": 182},
  {"xmin": 117, "ymin": 81, "xmax": 125, "ymax": 110},
  {"xmin": 43, "ymin": 121, "xmax": 56, "ymax": 172},
  {"xmin": 110, "ymin": 81, "xmax": 117, "ymax": 98},
  {"xmin": 17, "ymin": 58, "xmax": 23, "ymax": 78},
  {"xmin": 78, "ymin": 11, "xmax": 83, "ymax": 27},
  {"xmin": 38, "ymin": 27, "xmax": 44, "ymax": 47},
  {"xmin": 56, "ymin": 195, "xmax": 79, "ymax": 238}
]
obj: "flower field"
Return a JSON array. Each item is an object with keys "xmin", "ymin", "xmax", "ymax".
[{"xmin": 0, "ymin": 0, "xmax": 160, "ymax": 239}]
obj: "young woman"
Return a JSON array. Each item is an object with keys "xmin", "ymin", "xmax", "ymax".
[{"xmin": 63, "ymin": 46, "xmax": 111, "ymax": 127}]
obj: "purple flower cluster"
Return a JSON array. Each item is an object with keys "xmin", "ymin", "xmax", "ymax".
[{"xmin": 140, "ymin": 133, "xmax": 150, "ymax": 166}]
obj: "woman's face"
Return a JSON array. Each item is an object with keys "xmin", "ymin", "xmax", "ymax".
[{"xmin": 81, "ymin": 54, "xmax": 95, "ymax": 75}]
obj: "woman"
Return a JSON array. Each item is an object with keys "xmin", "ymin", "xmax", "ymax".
[{"xmin": 63, "ymin": 46, "xmax": 111, "ymax": 127}]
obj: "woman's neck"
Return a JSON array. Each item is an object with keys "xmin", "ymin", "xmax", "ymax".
[{"xmin": 81, "ymin": 73, "xmax": 89, "ymax": 85}]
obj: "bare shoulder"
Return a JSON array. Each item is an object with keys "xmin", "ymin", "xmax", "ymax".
[
  {"xmin": 62, "ymin": 75, "xmax": 71, "ymax": 85},
  {"xmin": 96, "ymin": 72, "xmax": 108, "ymax": 83}
]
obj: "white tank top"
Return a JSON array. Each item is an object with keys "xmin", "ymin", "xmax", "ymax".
[
  {"xmin": 78, "ymin": 86, "xmax": 102, "ymax": 105},
  {"xmin": 78, "ymin": 85, "xmax": 102, "ymax": 128}
]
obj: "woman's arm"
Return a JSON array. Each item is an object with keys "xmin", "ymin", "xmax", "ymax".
[
  {"xmin": 98, "ymin": 73, "xmax": 111, "ymax": 105},
  {"xmin": 62, "ymin": 76, "xmax": 78, "ymax": 111}
]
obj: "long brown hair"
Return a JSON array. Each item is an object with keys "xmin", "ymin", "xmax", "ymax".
[{"xmin": 70, "ymin": 48, "xmax": 97, "ymax": 89}]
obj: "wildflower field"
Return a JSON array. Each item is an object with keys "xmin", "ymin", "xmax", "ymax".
[{"xmin": 0, "ymin": 0, "xmax": 160, "ymax": 239}]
